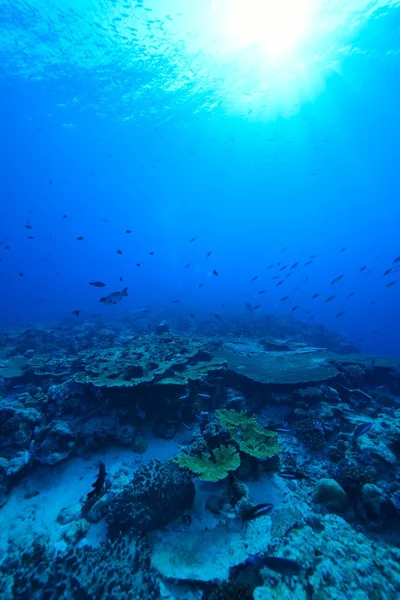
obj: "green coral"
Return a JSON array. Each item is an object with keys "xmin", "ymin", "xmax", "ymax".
[
  {"xmin": 175, "ymin": 445, "xmax": 240, "ymax": 481},
  {"xmin": 216, "ymin": 409, "xmax": 281, "ymax": 459}
]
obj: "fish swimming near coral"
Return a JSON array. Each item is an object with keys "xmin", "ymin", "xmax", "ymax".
[
  {"xmin": 87, "ymin": 461, "xmax": 106, "ymax": 499},
  {"xmin": 245, "ymin": 554, "xmax": 302, "ymax": 576},
  {"xmin": 242, "ymin": 503, "xmax": 273, "ymax": 522},
  {"xmin": 352, "ymin": 422, "xmax": 372, "ymax": 446},
  {"xmin": 278, "ymin": 470, "xmax": 307, "ymax": 480},
  {"xmin": 99, "ymin": 287, "xmax": 128, "ymax": 305}
]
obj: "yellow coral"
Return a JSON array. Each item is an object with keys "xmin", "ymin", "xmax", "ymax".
[
  {"xmin": 216, "ymin": 409, "xmax": 281, "ymax": 460},
  {"xmin": 175, "ymin": 445, "xmax": 240, "ymax": 482}
]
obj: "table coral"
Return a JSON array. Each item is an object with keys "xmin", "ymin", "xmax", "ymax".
[
  {"xmin": 216, "ymin": 409, "xmax": 281, "ymax": 459},
  {"xmin": 175, "ymin": 445, "xmax": 240, "ymax": 481}
]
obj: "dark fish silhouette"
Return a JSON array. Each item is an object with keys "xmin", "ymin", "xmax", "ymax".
[
  {"xmin": 19, "ymin": 272, "xmax": 23, "ymax": 277},
  {"xmin": 359, "ymin": 265, "xmax": 367, "ymax": 272},
  {"xmin": 325, "ymin": 295, "xmax": 336, "ymax": 303},
  {"xmin": 245, "ymin": 554, "xmax": 301, "ymax": 576},
  {"xmin": 340, "ymin": 247, "xmax": 346, "ymax": 252},
  {"xmin": 331, "ymin": 275, "xmax": 344, "ymax": 285},
  {"xmin": 24, "ymin": 224, "xmax": 33, "ymax": 230},
  {"xmin": 277, "ymin": 280, "xmax": 284, "ymax": 286},
  {"xmin": 384, "ymin": 268, "xmax": 392, "ymax": 276},
  {"xmin": 99, "ymin": 287, "xmax": 128, "ymax": 306},
  {"xmin": 291, "ymin": 305, "xmax": 298, "ymax": 312},
  {"xmin": 116, "ymin": 249, "xmax": 123, "ymax": 255},
  {"xmin": 304, "ymin": 260, "xmax": 313, "ymax": 266},
  {"xmin": 185, "ymin": 263, "xmax": 191, "ymax": 268},
  {"xmin": 125, "ymin": 229, "xmax": 132, "ymax": 233},
  {"xmin": 171, "ymin": 300, "xmax": 180, "ymax": 303},
  {"xmin": 291, "ymin": 262, "xmax": 299, "ymax": 269},
  {"xmin": 136, "ymin": 263, "xmax": 141, "ymax": 267},
  {"xmin": 190, "ymin": 237, "xmax": 196, "ymax": 243},
  {"xmin": 386, "ymin": 280, "xmax": 396, "ymax": 288},
  {"xmin": 212, "ymin": 269, "xmax": 218, "ymax": 276},
  {"xmin": 207, "ymin": 251, "xmax": 212, "ymax": 258},
  {"xmin": 71, "ymin": 309, "xmax": 81, "ymax": 317},
  {"xmin": 336, "ymin": 311, "xmax": 345, "ymax": 318},
  {"xmin": 393, "ymin": 256, "xmax": 400, "ymax": 264},
  {"xmin": 258, "ymin": 290, "xmax": 266, "ymax": 295},
  {"xmin": 198, "ymin": 283, "xmax": 204, "ymax": 287},
  {"xmin": 242, "ymin": 503, "xmax": 273, "ymax": 522},
  {"xmin": 213, "ymin": 313, "xmax": 221, "ymax": 319},
  {"xmin": 87, "ymin": 462, "xmax": 106, "ymax": 499},
  {"xmin": 311, "ymin": 293, "xmax": 319, "ymax": 299},
  {"xmin": 347, "ymin": 292, "xmax": 355, "ymax": 298},
  {"xmin": 76, "ymin": 236, "xmax": 84, "ymax": 241},
  {"xmin": 252, "ymin": 276, "xmax": 258, "ymax": 281},
  {"xmin": 280, "ymin": 265, "xmax": 287, "ymax": 271},
  {"xmin": 280, "ymin": 296, "xmax": 289, "ymax": 301},
  {"xmin": 352, "ymin": 422, "xmax": 372, "ymax": 446},
  {"xmin": 89, "ymin": 281, "xmax": 106, "ymax": 287}
]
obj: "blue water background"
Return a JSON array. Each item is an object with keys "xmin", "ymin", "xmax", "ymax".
[{"xmin": 0, "ymin": 0, "xmax": 399, "ymax": 355}]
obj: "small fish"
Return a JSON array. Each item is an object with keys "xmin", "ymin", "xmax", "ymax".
[
  {"xmin": 212, "ymin": 269, "xmax": 218, "ymax": 276},
  {"xmin": 291, "ymin": 305, "xmax": 298, "ymax": 312},
  {"xmin": 268, "ymin": 427, "xmax": 293, "ymax": 434},
  {"xmin": 242, "ymin": 503, "xmax": 273, "ymax": 522},
  {"xmin": 188, "ymin": 313, "xmax": 196, "ymax": 318},
  {"xmin": 359, "ymin": 265, "xmax": 367, "ymax": 272},
  {"xmin": 258, "ymin": 290, "xmax": 266, "ymax": 295},
  {"xmin": 19, "ymin": 272, "xmax": 23, "ymax": 277},
  {"xmin": 119, "ymin": 276, "xmax": 123, "ymax": 282},
  {"xmin": 213, "ymin": 313, "xmax": 221, "ymax": 319},
  {"xmin": 280, "ymin": 265, "xmax": 287, "ymax": 271},
  {"xmin": 71, "ymin": 309, "xmax": 81, "ymax": 317},
  {"xmin": 27, "ymin": 235, "xmax": 34, "ymax": 239},
  {"xmin": 182, "ymin": 422, "xmax": 192, "ymax": 431},
  {"xmin": 393, "ymin": 256, "xmax": 400, "ymax": 264},
  {"xmin": 185, "ymin": 263, "xmax": 191, "ymax": 268},
  {"xmin": 278, "ymin": 471, "xmax": 307, "ymax": 480},
  {"xmin": 331, "ymin": 274, "xmax": 344, "ymax": 285},
  {"xmin": 179, "ymin": 390, "xmax": 191, "ymax": 400},
  {"xmin": 76, "ymin": 236, "xmax": 84, "ymax": 241},
  {"xmin": 24, "ymin": 224, "xmax": 33, "ymax": 230},
  {"xmin": 310, "ymin": 254, "xmax": 318, "ymax": 259},
  {"xmin": 325, "ymin": 295, "xmax": 336, "ymax": 303},
  {"xmin": 252, "ymin": 276, "xmax": 258, "ymax": 281},
  {"xmin": 99, "ymin": 287, "xmax": 128, "ymax": 306},
  {"xmin": 136, "ymin": 405, "xmax": 146, "ymax": 419},
  {"xmin": 136, "ymin": 263, "xmax": 141, "ymax": 267},
  {"xmin": 89, "ymin": 281, "xmax": 106, "ymax": 287},
  {"xmin": 125, "ymin": 229, "xmax": 132, "ymax": 233},
  {"xmin": 277, "ymin": 280, "xmax": 284, "ymax": 286},
  {"xmin": 347, "ymin": 291, "xmax": 355, "ymax": 298},
  {"xmin": 116, "ymin": 249, "xmax": 123, "ymax": 255},
  {"xmin": 253, "ymin": 304, "xmax": 261, "ymax": 310},
  {"xmin": 171, "ymin": 300, "xmax": 180, "ymax": 303},
  {"xmin": 291, "ymin": 262, "xmax": 299, "ymax": 270},
  {"xmin": 245, "ymin": 554, "xmax": 301, "ymax": 576},
  {"xmin": 280, "ymin": 296, "xmax": 289, "ymax": 301},
  {"xmin": 384, "ymin": 268, "xmax": 392, "ymax": 276},
  {"xmin": 149, "ymin": 251, "xmax": 154, "ymax": 255},
  {"xmin": 336, "ymin": 311, "xmax": 345, "ymax": 318},
  {"xmin": 197, "ymin": 393, "xmax": 211, "ymax": 399},
  {"xmin": 304, "ymin": 260, "xmax": 313, "ymax": 267},
  {"xmin": 311, "ymin": 293, "xmax": 319, "ymax": 299},
  {"xmin": 207, "ymin": 251, "xmax": 212, "ymax": 258},
  {"xmin": 198, "ymin": 283, "xmax": 204, "ymax": 287},
  {"xmin": 190, "ymin": 237, "xmax": 196, "ymax": 243},
  {"xmin": 386, "ymin": 280, "xmax": 396, "ymax": 288},
  {"xmin": 352, "ymin": 422, "xmax": 372, "ymax": 446},
  {"xmin": 340, "ymin": 247, "xmax": 347, "ymax": 252},
  {"xmin": 63, "ymin": 214, "xmax": 68, "ymax": 218},
  {"xmin": 267, "ymin": 265, "xmax": 273, "ymax": 269}
]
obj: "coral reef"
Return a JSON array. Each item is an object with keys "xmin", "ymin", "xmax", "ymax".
[
  {"xmin": 175, "ymin": 445, "xmax": 240, "ymax": 481},
  {"xmin": 292, "ymin": 417, "xmax": 326, "ymax": 450},
  {"xmin": 0, "ymin": 535, "xmax": 159, "ymax": 600},
  {"xmin": 216, "ymin": 409, "xmax": 281, "ymax": 459},
  {"xmin": 106, "ymin": 459, "xmax": 195, "ymax": 537}
]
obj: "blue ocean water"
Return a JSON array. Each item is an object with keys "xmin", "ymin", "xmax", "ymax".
[
  {"xmin": 1, "ymin": 2, "xmax": 400, "ymax": 599},
  {"xmin": 1, "ymin": 0, "xmax": 399, "ymax": 355}
]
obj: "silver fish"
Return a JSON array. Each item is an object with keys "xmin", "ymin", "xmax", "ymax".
[{"xmin": 99, "ymin": 287, "xmax": 128, "ymax": 306}]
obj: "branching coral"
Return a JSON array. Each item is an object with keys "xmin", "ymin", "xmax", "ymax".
[
  {"xmin": 175, "ymin": 445, "xmax": 240, "ymax": 481},
  {"xmin": 216, "ymin": 409, "xmax": 281, "ymax": 459}
]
